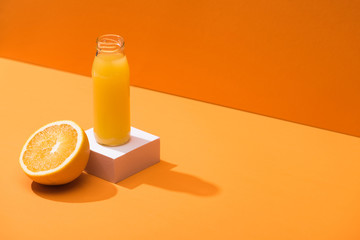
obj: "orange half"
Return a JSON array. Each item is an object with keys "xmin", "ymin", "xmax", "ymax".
[{"xmin": 19, "ymin": 120, "xmax": 90, "ymax": 185}]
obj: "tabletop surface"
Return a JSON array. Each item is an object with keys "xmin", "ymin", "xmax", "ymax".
[{"xmin": 1, "ymin": 58, "xmax": 360, "ymax": 240}]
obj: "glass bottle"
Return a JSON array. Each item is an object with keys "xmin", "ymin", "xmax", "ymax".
[{"xmin": 92, "ymin": 34, "xmax": 130, "ymax": 146}]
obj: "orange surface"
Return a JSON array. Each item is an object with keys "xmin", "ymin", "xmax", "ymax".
[
  {"xmin": 1, "ymin": 1, "xmax": 360, "ymax": 137},
  {"xmin": 2, "ymin": 58, "xmax": 360, "ymax": 239}
]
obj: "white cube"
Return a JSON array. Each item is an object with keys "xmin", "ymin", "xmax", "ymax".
[{"xmin": 85, "ymin": 127, "xmax": 160, "ymax": 183}]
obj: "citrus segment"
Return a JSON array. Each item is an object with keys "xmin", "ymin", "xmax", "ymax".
[{"xmin": 23, "ymin": 124, "xmax": 78, "ymax": 172}]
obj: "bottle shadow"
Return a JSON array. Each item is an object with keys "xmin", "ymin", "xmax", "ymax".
[
  {"xmin": 118, "ymin": 160, "xmax": 220, "ymax": 196},
  {"xmin": 31, "ymin": 172, "xmax": 117, "ymax": 203}
]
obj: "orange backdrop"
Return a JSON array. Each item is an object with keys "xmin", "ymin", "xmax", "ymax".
[{"xmin": 1, "ymin": 0, "xmax": 359, "ymax": 136}]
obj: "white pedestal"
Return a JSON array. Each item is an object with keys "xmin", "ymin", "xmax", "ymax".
[{"xmin": 85, "ymin": 127, "xmax": 160, "ymax": 183}]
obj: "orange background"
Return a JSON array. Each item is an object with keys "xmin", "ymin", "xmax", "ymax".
[
  {"xmin": 1, "ymin": 0, "xmax": 360, "ymax": 137},
  {"xmin": 2, "ymin": 58, "xmax": 360, "ymax": 239}
]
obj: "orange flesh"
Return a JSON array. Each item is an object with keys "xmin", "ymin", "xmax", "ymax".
[{"xmin": 23, "ymin": 124, "xmax": 78, "ymax": 172}]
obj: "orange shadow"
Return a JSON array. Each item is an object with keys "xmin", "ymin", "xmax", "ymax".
[
  {"xmin": 31, "ymin": 172, "xmax": 117, "ymax": 203},
  {"xmin": 118, "ymin": 160, "xmax": 220, "ymax": 196}
]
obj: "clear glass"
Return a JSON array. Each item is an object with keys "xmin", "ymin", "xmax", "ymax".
[{"xmin": 92, "ymin": 34, "xmax": 130, "ymax": 146}]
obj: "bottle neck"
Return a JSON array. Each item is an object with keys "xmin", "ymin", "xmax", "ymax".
[{"xmin": 96, "ymin": 34, "xmax": 125, "ymax": 55}]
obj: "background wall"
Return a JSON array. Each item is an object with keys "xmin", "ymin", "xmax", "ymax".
[{"xmin": 1, "ymin": 0, "xmax": 359, "ymax": 136}]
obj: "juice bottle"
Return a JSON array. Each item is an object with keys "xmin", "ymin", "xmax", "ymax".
[{"xmin": 92, "ymin": 34, "xmax": 130, "ymax": 146}]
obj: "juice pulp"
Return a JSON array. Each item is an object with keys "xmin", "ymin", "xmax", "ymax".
[{"xmin": 92, "ymin": 53, "xmax": 130, "ymax": 146}]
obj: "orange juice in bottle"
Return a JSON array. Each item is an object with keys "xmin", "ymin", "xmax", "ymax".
[{"xmin": 92, "ymin": 34, "xmax": 130, "ymax": 146}]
